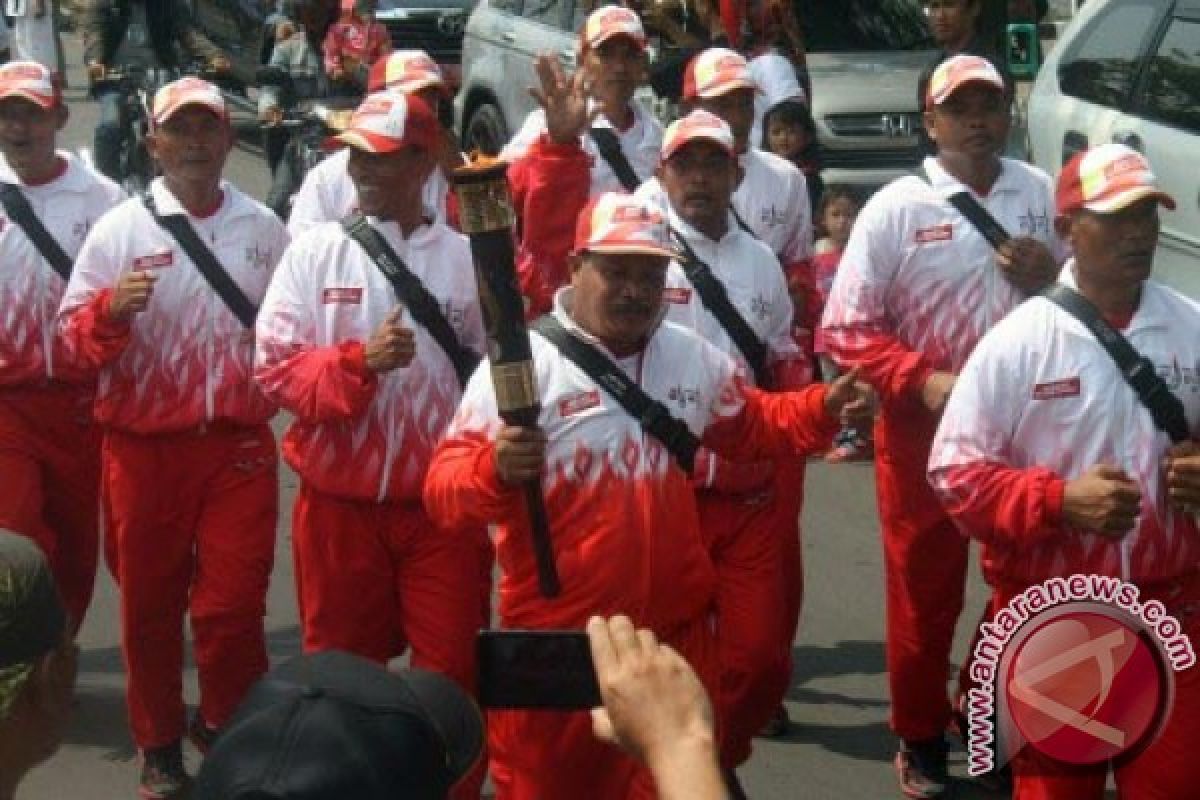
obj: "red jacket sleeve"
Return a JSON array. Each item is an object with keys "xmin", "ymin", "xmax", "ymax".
[
  {"xmin": 59, "ymin": 289, "xmax": 132, "ymax": 369},
  {"xmin": 703, "ymin": 382, "xmax": 840, "ymax": 463},
  {"xmin": 823, "ymin": 325, "xmax": 935, "ymax": 406},
  {"xmin": 254, "ymin": 340, "xmax": 379, "ymax": 423},
  {"xmin": 933, "ymin": 462, "xmax": 1066, "ymax": 547},
  {"xmin": 423, "ymin": 431, "xmax": 522, "ymax": 530},
  {"xmin": 509, "ymin": 134, "xmax": 592, "ymax": 318}
]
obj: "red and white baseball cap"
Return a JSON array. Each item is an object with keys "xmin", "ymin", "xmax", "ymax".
[
  {"xmin": 682, "ymin": 47, "xmax": 758, "ymax": 100},
  {"xmin": 573, "ymin": 192, "xmax": 676, "ymax": 259},
  {"xmin": 368, "ymin": 50, "xmax": 446, "ymax": 95},
  {"xmin": 326, "ymin": 91, "xmax": 439, "ymax": 154},
  {"xmin": 0, "ymin": 61, "xmax": 60, "ymax": 110},
  {"xmin": 1056, "ymin": 144, "xmax": 1175, "ymax": 216},
  {"xmin": 925, "ymin": 54, "xmax": 1006, "ymax": 109},
  {"xmin": 661, "ymin": 110, "xmax": 736, "ymax": 161},
  {"xmin": 580, "ymin": 6, "xmax": 646, "ymax": 53},
  {"xmin": 151, "ymin": 77, "xmax": 227, "ymax": 126}
]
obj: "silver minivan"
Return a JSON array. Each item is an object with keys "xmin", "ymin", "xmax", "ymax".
[{"xmin": 455, "ymin": 0, "xmax": 939, "ymax": 188}]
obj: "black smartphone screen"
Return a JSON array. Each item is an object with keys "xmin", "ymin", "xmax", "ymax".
[{"xmin": 477, "ymin": 630, "xmax": 602, "ymax": 710}]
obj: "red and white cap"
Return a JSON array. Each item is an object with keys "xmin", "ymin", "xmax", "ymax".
[
  {"xmin": 661, "ymin": 110, "xmax": 736, "ymax": 161},
  {"xmin": 573, "ymin": 192, "xmax": 676, "ymax": 259},
  {"xmin": 326, "ymin": 91, "xmax": 439, "ymax": 154},
  {"xmin": 580, "ymin": 6, "xmax": 646, "ymax": 52},
  {"xmin": 1056, "ymin": 144, "xmax": 1175, "ymax": 216},
  {"xmin": 367, "ymin": 50, "xmax": 446, "ymax": 95},
  {"xmin": 151, "ymin": 77, "xmax": 227, "ymax": 126},
  {"xmin": 0, "ymin": 61, "xmax": 60, "ymax": 109},
  {"xmin": 682, "ymin": 47, "xmax": 758, "ymax": 100},
  {"xmin": 925, "ymin": 54, "xmax": 1006, "ymax": 109}
]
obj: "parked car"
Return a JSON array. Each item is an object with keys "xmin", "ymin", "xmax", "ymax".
[
  {"xmin": 456, "ymin": 0, "xmax": 940, "ymax": 188},
  {"xmin": 1027, "ymin": 0, "xmax": 1200, "ymax": 297}
]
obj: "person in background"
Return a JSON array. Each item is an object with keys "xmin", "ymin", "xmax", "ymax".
[
  {"xmin": 323, "ymin": 0, "xmax": 390, "ymax": 94},
  {"xmin": 258, "ymin": 2, "xmax": 325, "ymax": 175},
  {"xmin": 808, "ymin": 184, "xmax": 868, "ymax": 463},
  {"xmin": 0, "ymin": 61, "xmax": 125, "ymax": 632},
  {"xmin": 760, "ymin": 94, "xmax": 822, "ymax": 216},
  {"xmin": 0, "ymin": 530, "xmax": 78, "ymax": 800}
]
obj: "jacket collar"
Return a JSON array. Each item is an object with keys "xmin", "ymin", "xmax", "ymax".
[
  {"xmin": 148, "ymin": 177, "xmax": 253, "ymax": 223},
  {"xmin": 923, "ymin": 155, "xmax": 1021, "ymax": 199},
  {"xmin": 1060, "ymin": 259, "xmax": 1167, "ymax": 335},
  {"xmin": 551, "ymin": 286, "xmax": 668, "ymax": 358},
  {"xmin": 0, "ymin": 151, "xmax": 92, "ymax": 194}
]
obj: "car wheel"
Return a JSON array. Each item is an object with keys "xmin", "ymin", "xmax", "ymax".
[{"xmin": 464, "ymin": 102, "xmax": 509, "ymax": 156}]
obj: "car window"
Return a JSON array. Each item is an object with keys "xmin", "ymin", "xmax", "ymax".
[
  {"xmin": 1057, "ymin": 0, "xmax": 1169, "ymax": 109},
  {"xmin": 1142, "ymin": 17, "xmax": 1200, "ymax": 134},
  {"xmin": 796, "ymin": 0, "xmax": 932, "ymax": 51},
  {"xmin": 523, "ymin": 0, "xmax": 569, "ymax": 29}
]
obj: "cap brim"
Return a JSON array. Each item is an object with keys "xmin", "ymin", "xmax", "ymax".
[
  {"xmin": 401, "ymin": 668, "xmax": 485, "ymax": 784},
  {"xmin": 694, "ymin": 78, "xmax": 760, "ymax": 98},
  {"xmin": 584, "ymin": 31, "xmax": 646, "ymax": 52},
  {"xmin": 0, "ymin": 88, "xmax": 57, "ymax": 109},
  {"xmin": 326, "ymin": 129, "xmax": 407, "ymax": 154},
  {"xmin": 662, "ymin": 134, "xmax": 736, "ymax": 162},
  {"xmin": 155, "ymin": 100, "xmax": 227, "ymax": 126},
  {"xmin": 931, "ymin": 77, "xmax": 1006, "ymax": 107},
  {"xmin": 1084, "ymin": 186, "xmax": 1177, "ymax": 214},
  {"xmin": 582, "ymin": 242, "xmax": 678, "ymax": 259}
]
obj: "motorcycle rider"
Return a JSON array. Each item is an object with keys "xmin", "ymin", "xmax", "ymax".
[{"xmin": 78, "ymin": 0, "xmax": 232, "ymax": 183}]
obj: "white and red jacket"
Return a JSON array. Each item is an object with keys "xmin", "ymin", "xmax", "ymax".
[
  {"xmin": 820, "ymin": 156, "xmax": 1066, "ymax": 406},
  {"xmin": 255, "ymin": 217, "xmax": 484, "ymax": 504},
  {"xmin": 637, "ymin": 147, "xmax": 813, "ymax": 266},
  {"xmin": 0, "ymin": 153, "xmax": 123, "ymax": 387},
  {"xmin": 286, "ymin": 148, "xmax": 451, "ymax": 239},
  {"xmin": 504, "ymin": 104, "xmax": 662, "ymax": 318},
  {"xmin": 929, "ymin": 266, "xmax": 1200, "ymax": 586},
  {"xmin": 423, "ymin": 288, "xmax": 838, "ymax": 630},
  {"xmin": 58, "ymin": 180, "xmax": 287, "ymax": 434}
]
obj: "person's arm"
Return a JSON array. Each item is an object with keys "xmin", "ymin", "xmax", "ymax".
[
  {"xmin": 57, "ymin": 222, "xmax": 139, "ymax": 369},
  {"xmin": 587, "ymin": 616, "xmax": 725, "ymax": 800},
  {"xmin": 819, "ymin": 197, "xmax": 941, "ymax": 405},
  {"xmin": 253, "ymin": 247, "xmax": 380, "ymax": 422}
]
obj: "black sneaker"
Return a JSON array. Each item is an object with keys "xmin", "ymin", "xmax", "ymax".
[
  {"xmin": 951, "ymin": 695, "xmax": 1012, "ymax": 793},
  {"xmin": 139, "ymin": 741, "xmax": 191, "ymax": 800},
  {"xmin": 894, "ymin": 737, "xmax": 949, "ymax": 799},
  {"xmin": 187, "ymin": 713, "xmax": 218, "ymax": 756}
]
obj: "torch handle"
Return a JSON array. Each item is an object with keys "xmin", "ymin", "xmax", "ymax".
[{"xmin": 521, "ymin": 479, "xmax": 560, "ymax": 598}]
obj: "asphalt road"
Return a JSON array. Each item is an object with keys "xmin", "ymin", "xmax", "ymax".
[{"xmin": 20, "ymin": 37, "xmax": 1010, "ymax": 800}]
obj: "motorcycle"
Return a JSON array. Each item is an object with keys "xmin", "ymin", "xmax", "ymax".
[{"xmin": 91, "ymin": 64, "xmax": 169, "ymax": 195}]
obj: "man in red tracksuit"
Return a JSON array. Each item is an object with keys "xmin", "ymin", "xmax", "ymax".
[
  {"xmin": 0, "ymin": 61, "xmax": 124, "ymax": 631},
  {"xmin": 58, "ymin": 78, "xmax": 287, "ymax": 800},
  {"xmin": 820, "ymin": 55, "xmax": 1065, "ymax": 798},
  {"xmin": 253, "ymin": 92, "xmax": 489, "ymax": 799},
  {"xmin": 424, "ymin": 191, "xmax": 873, "ymax": 799}
]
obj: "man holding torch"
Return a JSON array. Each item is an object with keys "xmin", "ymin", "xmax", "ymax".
[
  {"xmin": 254, "ymin": 91, "xmax": 489, "ymax": 713},
  {"xmin": 424, "ymin": 191, "xmax": 873, "ymax": 799}
]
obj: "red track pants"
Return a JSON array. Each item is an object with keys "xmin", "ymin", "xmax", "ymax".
[
  {"xmin": 706, "ymin": 457, "xmax": 807, "ymax": 767},
  {"xmin": 0, "ymin": 383, "xmax": 100, "ymax": 630},
  {"xmin": 999, "ymin": 572, "xmax": 1200, "ymax": 799},
  {"xmin": 104, "ymin": 423, "xmax": 277, "ymax": 750},
  {"xmin": 876, "ymin": 408, "xmax": 969, "ymax": 742},
  {"xmin": 488, "ymin": 614, "xmax": 717, "ymax": 800}
]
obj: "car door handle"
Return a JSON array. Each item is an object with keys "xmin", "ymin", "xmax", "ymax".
[{"xmin": 1112, "ymin": 131, "xmax": 1143, "ymax": 152}]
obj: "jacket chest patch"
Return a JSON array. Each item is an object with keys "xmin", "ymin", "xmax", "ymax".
[
  {"xmin": 915, "ymin": 223, "xmax": 954, "ymax": 245},
  {"xmin": 558, "ymin": 389, "xmax": 601, "ymax": 418},
  {"xmin": 132, "ymin": 250, "xmax": 174, "ymax": 270},
  {"xmin": 322, "ymin": 287, "xmax": 363, "ymax": 305},
  {"xmin": 1032, "ymin": 377, "xmax": 1081, "ymax": 400}
]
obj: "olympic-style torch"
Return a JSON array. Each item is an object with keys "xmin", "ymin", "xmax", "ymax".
[{"xmin": 450, "ymin": 159, "xmax": 560, "ymax": 598}]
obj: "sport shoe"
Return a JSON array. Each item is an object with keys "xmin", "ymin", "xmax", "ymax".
[
  {"xmin": 950, "ymin": 695, "xmax": 1012, "ymax": 793},
  {"xmin": 139, "ymin": 741, "xmax": 191, "ymax": 800},
  {"xmin": 187, "ymin": 713, "xmax": 218, "ymax": 755},
  {"xmin": 758, "ymin": 703, "xmax": 791, "ymax": 738},
  {"xmin": 894, "ymin": 737, "xmax": 949, "ymax": 799}
]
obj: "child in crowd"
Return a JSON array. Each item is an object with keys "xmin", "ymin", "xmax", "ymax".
[
  {"xmin": 323, "ymin": 0, "xmax": 390, "ymax": 92},
  {"xmin": 810, "ymin": 184, "xmax": 870, "ymax": 462},
  {"xmin": 762, "ymin": 95, "xmax": 823, "ymax": 216}
]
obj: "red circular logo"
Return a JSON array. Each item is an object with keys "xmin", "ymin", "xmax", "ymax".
[{"xmin": 1005, "ymin": 611, "xmax": 1167, "ymax": 765}]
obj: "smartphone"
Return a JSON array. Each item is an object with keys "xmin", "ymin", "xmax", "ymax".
[{"xmin": 477, "ymin": 630, "xmax": 602, "ymax": 710}]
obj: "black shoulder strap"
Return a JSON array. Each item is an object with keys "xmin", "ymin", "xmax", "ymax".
[
  {"xmin": 671, "ymin": 230, "xmax": 771, "ymax": 389},
  {"xmin": 587, "ymin": 126, "xmax": 642, "ymax": 192},
  {"xmin": 729, "ymin": 204, "xmax": 754, "ymax": 236},
  {"xmin": 1042, "ymin": 283, "xmax": 1190, "ymax": 443},
  {"xmin": 532, "ymin": 315, "xmax": 699, "ymax": 472},
  {"xmin": 923, "ymin": 163, "xmax": 1011, "ymax": 250},
  {"xmin": 0, "ymin": 183, "xmax": 73, "ymax": 281},
  {"xmin": 142, "ymin": 193, "xmax": 258, "ymax": 328},
  {"xmin": 341, "ymin": 212, "xmax": 480, "ymax": 388}
]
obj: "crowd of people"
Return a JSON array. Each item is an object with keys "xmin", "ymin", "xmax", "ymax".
[{"xmin": 0, "ymin": 1, "xmax": 1197, "ymax": 800}]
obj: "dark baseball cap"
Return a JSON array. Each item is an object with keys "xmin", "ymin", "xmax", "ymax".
[
  {"xmin": 193, "ymin": 650, "xmax": 485, "ymax": 800},
  {"xmin": 0, "ymin": 530, "xmax": 66, "ymax": 671}
]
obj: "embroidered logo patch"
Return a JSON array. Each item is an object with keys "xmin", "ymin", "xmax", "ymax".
[
  {"xmin": 322, "ymin": 287, "xmax": 363, "ymax": 304},
  {"xmin": 558, "ymin": 389, "xmax": 601, "ymax": 417},
  {"xmin": 915, "ymin": 223, "xmax": 954, "ymax": 244},
  {"xmin": 1033, "ymin": 377, "xmax": 1081, "ymax": 400},
  {"xmin": 132, "ymin": 251, "xmax": 174, "ymax": 270},
  {"xmin": 662, "ymin": 287, "xmax": 693, "ymax": 304}
]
